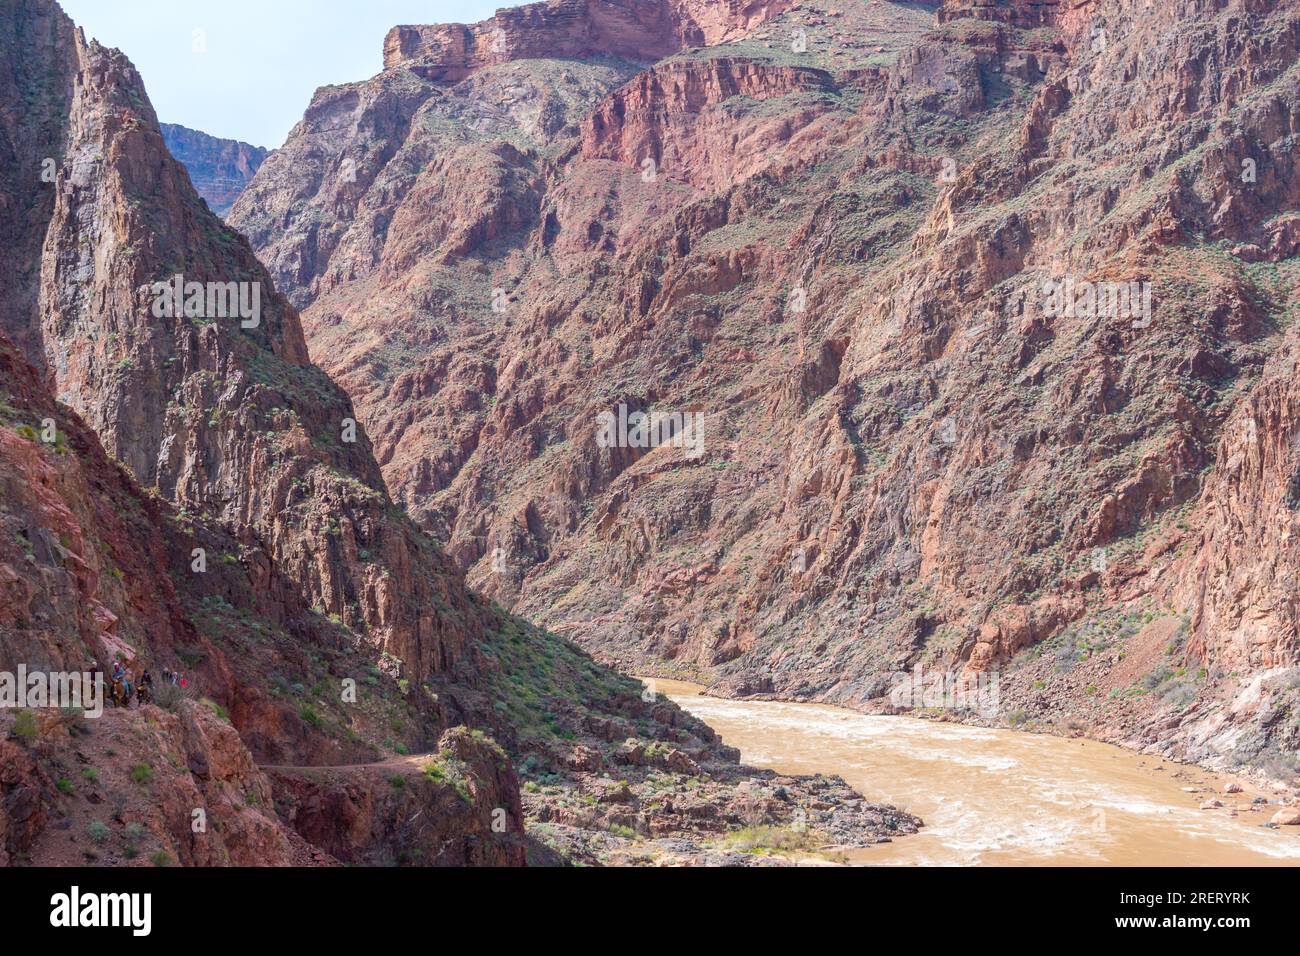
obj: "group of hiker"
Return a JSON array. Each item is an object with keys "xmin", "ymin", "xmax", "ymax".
[{"xmin": 88, "ymin": 660, "xmax": 188, "ymax": 708}]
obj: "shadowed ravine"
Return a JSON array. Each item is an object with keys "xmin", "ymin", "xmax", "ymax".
[{"xmin": 655, "ymin": 681, "xmax": 1300, "ymax": 866}]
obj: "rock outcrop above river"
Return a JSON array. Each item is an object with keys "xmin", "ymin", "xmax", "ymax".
[{"xmin": 233, "ymin": 0, "xmax": 1300, "ymax": 785}]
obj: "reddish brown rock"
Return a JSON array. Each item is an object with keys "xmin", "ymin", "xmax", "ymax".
[
  {"xmin": 266, "ymin": 728, "xmax": 527, "ymax": 866},
  {"xmin": 384, "ymin": 0, "xmax": 799, "ymax": 82},
  {"xmin": 233, "ymin": 0, "xmax": 1300, "ymax": 785}
]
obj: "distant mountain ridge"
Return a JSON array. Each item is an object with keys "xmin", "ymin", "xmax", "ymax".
[{"xmin": 161, "ymin": 122, "xmax": 268, "ymax": 215}]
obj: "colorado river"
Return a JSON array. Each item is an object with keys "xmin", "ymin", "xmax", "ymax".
[{"xmin": 653, "ymin": 679, "xmax": 1300, "ymax": 866}]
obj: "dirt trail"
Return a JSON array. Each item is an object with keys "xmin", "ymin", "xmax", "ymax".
[{"xmin": 259, "ymin": 753, "xmax": 439, "ymax": 773}]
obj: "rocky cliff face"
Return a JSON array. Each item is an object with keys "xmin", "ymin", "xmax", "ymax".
[
  {"xmin": 234, "ymin": 0, "xmax": 1300, "ymax": 783},
  {"xmin": 160, "ymin": 123, "xmax": 268, "ymax": 216},
  {"xmin": 5, "ymin": 0, "xmax": 479, "ymax": 689},
  {"xmin": 383, "ymin": 0, "xmax": 799, "ymax": 82},
  {"xmin": 265, "ymin": 728, "xmax": 527, "ymax": 866},
  {"xmin": 3, "ymin": 0, "xmax": 896, "ymax": 867},
  {"xmin": 937, "ymin": 0, "xmax": 1064, "ymax": 27}
]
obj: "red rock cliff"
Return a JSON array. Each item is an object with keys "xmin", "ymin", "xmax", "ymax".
[{"xmin": 383, "ymin": 0, "xmax": 797, "ymax": 81}]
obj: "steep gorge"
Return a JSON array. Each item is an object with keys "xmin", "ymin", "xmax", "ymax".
[
  {"xmin": 233, "ymin": 0, "xmax": 1300, "ymax": 783},
  {"xmin": 1, "ymin": 0, "xmax": 912, "ymax": 867}
]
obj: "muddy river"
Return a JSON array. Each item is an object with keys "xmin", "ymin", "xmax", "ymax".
[{"xmin": 652, "ymin": 679, "xmax": 1300, "ymax": 866}]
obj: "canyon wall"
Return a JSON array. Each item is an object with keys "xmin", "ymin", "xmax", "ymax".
[
  {"xmin": 234, "ymin": 0, "xmax": 1300, "ymax": 780},
  {"xmin": 161, "ymin": 123, "xmax": 268, "ymax": 216},
  {"xmin": 383, "ymin": 0, "xmax": 800, "ymax": 81},
  {"xmin": 1, "ymin": 0, "xmax": 898, "ymax": 866}
]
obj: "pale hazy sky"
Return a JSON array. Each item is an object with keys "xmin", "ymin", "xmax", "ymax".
[{"xmin": 57, "ymin": 1, "xmax": 526, "ymax": 148}]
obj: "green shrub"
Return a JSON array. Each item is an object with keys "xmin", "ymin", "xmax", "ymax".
[
  {"xmin": 200, "ymin": 698, "xmax": 230, "ymax": 722},
  {"xmin": 9, "ymin": 710, "xmax": 37, "ymax": 742},
  {"xmin": 153, "ymin": 682, "xmax": 194, "ymax": 711},
  {"xmin": 87, "ymin": 821, "xmax": 111, "ymax": 844},
  {"xmin": 130, "ymin": 764, "xmax": 153, "ymax": 785}
]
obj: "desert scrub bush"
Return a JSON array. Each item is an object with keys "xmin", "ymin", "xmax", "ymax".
[
  {"xmin": 87, "ymin": 821, "xmax": 111, "ymax": 844},
  {"xmin": 153, "ymin": 681, "xmax": 195, "ymax": 711},
  {"xmin": 1160, "ymin": 679, "xmax": 1198, "ymax": 711},
  {"xmin": 151, "ymin": 851, "xmax": 173, "ymax": 867},
  {"xmin": 55, "ymin": 706, "xmax": 89, "ymax": 737},
  {"xmin": 200, "ymin": 698, "xmax": 230, "ymax": 723},
  {"xmin": 389, "ymin": 774, "xmax": 405, "ymax": 790},
  {"xmin": 722, "ymin": 826, "xmax": 818, "ymax": 855},
  {"xmin": 1142, "ymin": 665, "xmax": 1175, "ymax": 691},
  {"xmin": 423, "ymin": 759, "xmax": 472, "ymax": 804},
  {"xmin": 130, "ymin": 763, "xmax": 153, "ymax": 785},
  {"xmin": 82, "ymin": 767, "xmax": 98, "ymax": 782},
  {"xmin": 9, "ymin": 710, "xmax": 37, "ymax": 742},
  {"xmin": 55, "ymin": 777, "xmax": 74, "ymax": 795}
]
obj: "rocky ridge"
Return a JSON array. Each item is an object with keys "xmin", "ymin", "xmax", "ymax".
[{"xmin": 383, "ymin": 0, "xmax": 800, "ymax": 82}]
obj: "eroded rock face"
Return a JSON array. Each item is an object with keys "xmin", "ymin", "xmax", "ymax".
[
  {"xmin": 236, "ymin": 0, "xmax": 1300, "ymax": 781},
  {"xmin": 580, "ymin": 58, "xmax": 839, "ymax": 192},
  {"xmin": 383, "ymin": 0, "xmax": 799, "ymax": 82},
  {"xmin": 160, "ymin": 123, "xmax": 268, "ymax": 216},
  {"xmin": 3, "ymin": 0, "xmax": 899, "ymax": 868},
  {"xmin": 937, "ymin": 0, "xmax": 1064, "ymax": 28},
  {"xmin": 3, "ymin": 703, "xmax": 329, "ymax": 867},
  {"xmin": 267, "ymin": 728, "xmax": 527, "ymax": 866},
  {"xmin": 2, "ymin": 0, "xmax": 482, "ymax": 687},
  {"xmin": 0, "ymin": 735, "xmax": 50, "ymax": 867}
]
